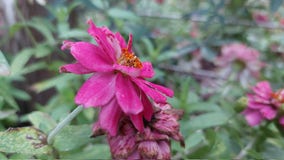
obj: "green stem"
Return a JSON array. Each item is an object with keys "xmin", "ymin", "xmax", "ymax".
[{"xmin": 47, "ymin": 105, "xmax": 84, "ymax": 144}]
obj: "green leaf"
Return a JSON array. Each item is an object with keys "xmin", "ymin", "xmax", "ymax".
[
  {"xmin": 53, "ymin": 125, "xmax": 92, "ymax": 151},
  {"xmin": 270, "ymin": 0, "xmax": 283, "ymax": 13},
  {"xmin": 107, "ymin": 8, "xmax": 140, "ymax": 21},
  {"xmin": 0, "ymin": 127, "xmax": 52, "ymax": 155},
  {"xmin": 189, "ymin": 102, "xmax": 221, "ymax": 113},
  {"xmin": 28, "ymin": 111, "xmax": 57, "ymax": 134},
  {"xmin": 61, "ymin": 144, "xmax": 110, "ymax": 159},
  {"xmin": 185, "ymin": 130, "xmax": 205, "ymax": 150},
  {"xmin": 0, "ymin": 50, "xmax": 10, "ymax": 76},
  {"xmin": 188, "ymin": 112, "xmax": 231, "ymax": 130},
  {"xmin": 10, "ymin": 49, "xmax": 33, "ymax": 75},
  {"xmin": 32, "ymin": 74, "xmax": 76, "ymax": 93},
  {"xmin": 0, "ymin": 110, "xmax": 16, "ymax": 120}
]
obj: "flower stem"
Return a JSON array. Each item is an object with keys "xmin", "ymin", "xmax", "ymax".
[{"xmin": 47, "ymin": 105, "xmax": 84, "ymax": 144}]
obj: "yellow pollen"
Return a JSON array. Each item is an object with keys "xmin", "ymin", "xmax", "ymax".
[{"xmin": 118, "ymin": 48, "xmax": 142, "ymax": 68}]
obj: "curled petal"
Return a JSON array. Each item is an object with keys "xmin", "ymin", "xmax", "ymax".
[
  {"xmin": 75, "ymin": 73, "xmax": 116, "ymax": 107},
  {"xmin": 61, "ymin": 40, "xmax": 75, "ymax": 50},
  {"xmin": 115, "ymin": 74, "xmax": 143, "ymax": 114},
  {"xmin": 99, "ymin": 98, "xmax": 123, "ymax": 136},
  {"xmin": 70, "ymin": 42, "xmax": 113, "ymax": 72},
  {"xmin": 132, "ymin": 78, "xmax": 167, "ymax": 103},
  {"xmin": 142, "ymin": 80, "xmax": 174, "ymax": 97},
  {"xmin": 87, "ymin": 20, "xmax": 116, "ymax": 61},
  {"xmin": 59, "ymin": 62, "xmax": 93, "ymax": 74}
]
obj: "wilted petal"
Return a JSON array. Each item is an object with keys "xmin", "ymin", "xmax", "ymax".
[
  {"xmin": 242, "ymin": 109, "xmax": 263, "ymax": 126},
  {"xmin": 91, "ymin": 122, "xmax": 105, "ymax": 137},
  {"xmin": 138, "ymin": 141, "xmax": 159, "ymax": 159},
  {"xmin": 70, "ymin": 42, "xmax": 113, "ymax": 72},
  {"xmin": 115, "ymin": 74, "xmax": 143, "ymax": 114},
  {"xmin": 99, "ymin": 98, "xmax": 123, "ymax": 136},
  {"xmin": 140, "ymin": 62, "xmax": 155, "ymax": 78},
  {"xmin": 157, "ymin": 141, "xmax": 171, "ymax": 160},
  {"xmin": 75, "ymin": 73, "xmax": 116, "ymax": 107},
  {"xmin": 61, "ymin": 40, "xmax": 75, "ymax": 50},
  {"xmin": 59, "ymin": 62, "xmax": 93, "ymax": 74}
]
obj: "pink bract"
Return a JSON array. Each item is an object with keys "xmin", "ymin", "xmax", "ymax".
[{"xmin": 60, "ymin": 20, "xmax": 173, "ymax": 136}]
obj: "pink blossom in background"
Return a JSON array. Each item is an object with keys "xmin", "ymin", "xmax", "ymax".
[
  {"xmin": 252, "ymin": 12, "xmax": 269, "ymax": 24},
  {"xmin": 92, "ymin": 103, "xmax": 184, "ymax": 160},
  {"xmin": 215, "ymin": 43, "xmax": 264, "ymax": 87},
  {"xmin": 279, "ymin": 18, "xmax": 284, "ymax": 27},
  {"xmin": 242, "ymin": 81, "xmax": 284, "ymax": 127},
  {"xmin": 60, "ymin": 20, "xmax": 173, "ymax": 136}
]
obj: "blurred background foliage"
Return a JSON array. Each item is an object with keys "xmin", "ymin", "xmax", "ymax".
[{"xmin": 1, "ymin": 0, "xmax": 284, "ymax": 159}]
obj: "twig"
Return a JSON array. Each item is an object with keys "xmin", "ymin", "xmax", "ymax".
[{"xmin": 234, "ymin": 137, "xmax": 256, "ymax": 160}]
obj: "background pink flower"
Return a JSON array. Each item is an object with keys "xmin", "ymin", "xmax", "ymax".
[{"xmin": 242, "ymin": 81, "xmax": 284, "ymax": 127}]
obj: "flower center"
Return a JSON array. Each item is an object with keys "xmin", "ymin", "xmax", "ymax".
[
  {"xmin": 272, "ymin": 89, "xmax": 284, "ymax": 104},
  {"xmin": 117, "ymin": 48, "xmax": 142, "ymax": 68}
]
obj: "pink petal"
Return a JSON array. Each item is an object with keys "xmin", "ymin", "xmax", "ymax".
[
  {"xmin": 140, "ymin": 62, "xmax": 155, "ymax": 78},
  {"xmin": 157, "ymin": 141, "xmax": 171, "ymax": 160},
  {"xmin": 61, "ymin": 40, "xmax": 75, "ymax": 50},
  {"xmin": 114, "ymin": 64, "xmax": 141, "ymax": 77},
  {"xmin": 242, "ymin": 109, "xmax": 263, "ymax": 126},
  {"xmin": 115, "ymin": 32, "xmax": 127, "ymax": 50},
  {"xmin": 126, "ymin": 34, "xmax": 133, "ymax": 53},
  {"xmin": 115, "ymin": 74, "xmax": 144, "ymax": 114},
  {"xmin": 260, "ymin": 107, "xmax": 277, "ymax": 120},
  {"xmin": 130, "ymin": 113, "xmax": 144, "ymax": 132},
  {"xmin": 59, "ymin": 62, "xmax": 93, "ymax": 74},
  {"xmin": 252, "ymin": 81, "xmax": 273, "ymax": 99},
  {"xmin": 142, "ymin": 80, "xmax": 174, "ymax": 97},
  {"xmin": 247, "ymin": 100, "xmax": 271, "ymax": 109},
  {"xmin": 70, "ymin": 42, "xmax": 113, "ymax": 72},
  {"xmin": 141, "ymin": 91, "xmax": 153, "ymax": 121},
  {"xmin": 75, "ymin": 73, "xmax": 116, "ymax": 107},
  {"xmin": 279, "ymin": 116, "xmax": 284, "ymax": 126},
  {"xmin": 132, "ymin": 78, "xmax": 167, "ymax": 103},
  {"xmin": 87, "ymin": 20, "xmax": 116, "ymax": 61},
  {"xmin": 99, "ymin": 98, "xmax": 123, "ymax": 136}
]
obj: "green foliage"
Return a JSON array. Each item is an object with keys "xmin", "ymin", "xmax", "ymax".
[{"xmin": 1, "ymin": 0, "xmax": 284, "ymax": 159}]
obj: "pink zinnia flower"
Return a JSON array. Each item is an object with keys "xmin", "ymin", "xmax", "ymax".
[
  {"xmin": 92, "ymin": 103, "xmax": 184, "ymax": 160},
  {"xmin": 215, "ymin": 43, "xmax": 264, "ymax": 87},
  {"xmin": 60, "ymin": 20, "xmax": 173, "ymax": 135},
  {"xmin": 242, "ymin": 81, "xmax": 284, "ymax": 127}
]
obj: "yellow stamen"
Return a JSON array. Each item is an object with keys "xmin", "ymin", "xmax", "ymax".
[{"xmin": 117, "ymin": 48, "xmax": 142, "ymax": 68}]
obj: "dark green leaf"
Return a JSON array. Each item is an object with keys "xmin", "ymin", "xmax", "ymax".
[
  {"xmin": 188, "ymin": 112, "xmax": 231, "ymax": 130},
  {"xmin": 28, "ymin": 111, "xmax": 57, "ymax": 134},
  {"xmin": 0, "ymin": 127, "xmax": 52, "ymax": 155},
  {"xmin": 53, "ymin": 125, "xmax": 92, "ymax": 151}
]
